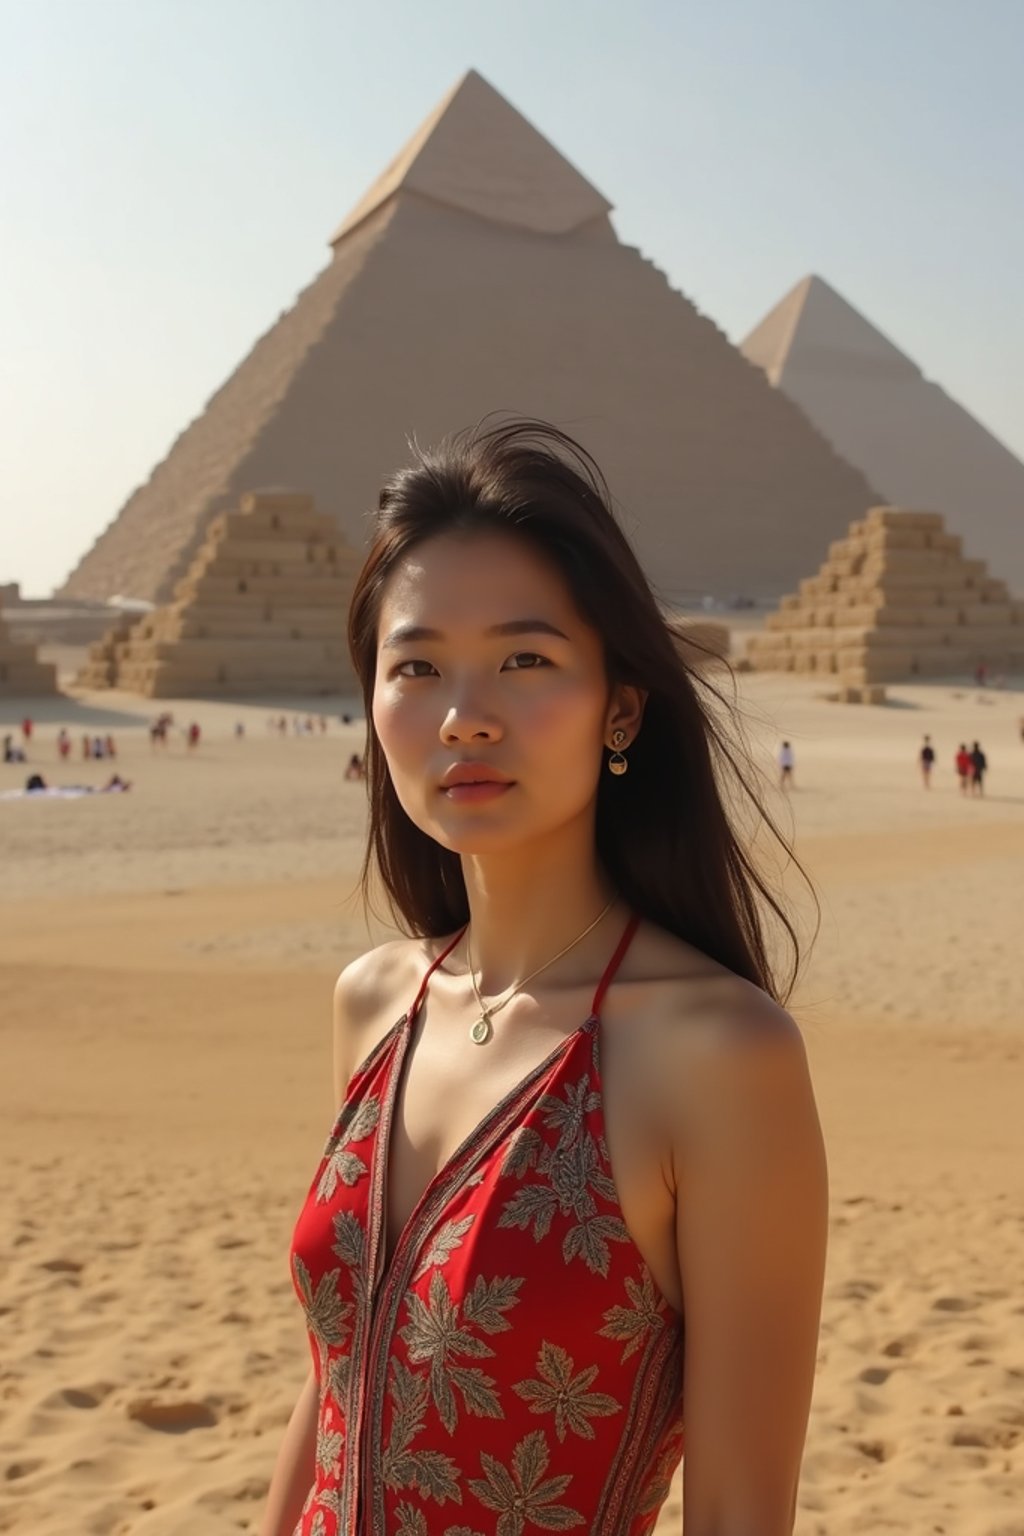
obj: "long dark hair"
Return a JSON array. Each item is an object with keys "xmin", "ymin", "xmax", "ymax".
[{"xmin": 347, "ymin": 418, "xmax": 812, "ymax": 1003}]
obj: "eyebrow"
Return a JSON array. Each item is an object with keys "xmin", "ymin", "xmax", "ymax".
[{"xmin": 381, "ymin": 618, "xmax": 571, "ymax": 650}]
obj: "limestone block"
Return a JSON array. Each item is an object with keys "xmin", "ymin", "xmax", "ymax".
[
  {"xmin": 863, "ymin": 527, "xmax": 933, "ymax": 553},
  {"xmin": 928, "ymin": 531, "xmax": 963, "ymax": 555},
  {"xmin": 836, "ymin": 681, "xmax": 888, "ymax": 703},
  {"xmin": 0, "ymin": 654, "xmax": 58, "ymax": 694},
  {"xmin": 865, "ymin": 507, "xmax": 945, "ymax": 531},
  {"xmin": 188, "ymin": 576, "xmax": 350, "ymax": 604},
  {"xmin": 958, "ymin": 603, "xmax": 1013, "ymax": 626}
]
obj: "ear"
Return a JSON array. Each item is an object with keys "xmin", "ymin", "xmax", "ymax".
[{"xmin": 605, "ymin": 684, "xmax": 647, "ymax": 746}]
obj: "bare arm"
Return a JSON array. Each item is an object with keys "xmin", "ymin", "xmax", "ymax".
[
  {"xmin": 256, "ymin": 1365, "xmax": 319, "ymax": 1536},
  {"xmin": 258, "ymin": 958, "xmax": 379, "ymax": 1536},
  {"xmin": 671, "ymin": 1000, "xmax": 829, "ymax": 1534}
]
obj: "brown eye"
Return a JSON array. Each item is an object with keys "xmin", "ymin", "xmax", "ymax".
[
  {"xmin": 504, "ymin": 652, "xmax": 550, "ymax": 670},
  {"xmin": 393, "ymin": 659, "xmax": 437, "ymax": 678}
]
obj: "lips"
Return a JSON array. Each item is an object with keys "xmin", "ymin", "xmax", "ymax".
[{"xmin": 440, "ymin": 762, "xmax": 515, "ymax": 790}]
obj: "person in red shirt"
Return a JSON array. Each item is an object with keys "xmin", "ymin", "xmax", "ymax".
[{"xmin": 955, "ymin": 743, "xmax": 972, "ymax": 795}]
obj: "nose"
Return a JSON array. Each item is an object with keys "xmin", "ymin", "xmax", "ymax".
[{"xmin": 439, "ymin": 693, "xmax": 504, "ymax": 745}]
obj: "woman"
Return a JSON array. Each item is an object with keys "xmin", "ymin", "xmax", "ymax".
[{"xmin": 261, "ymin": 421, "xmax": 829, "ymax": 1536}]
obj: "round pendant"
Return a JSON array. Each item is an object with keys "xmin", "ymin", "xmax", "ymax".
[{"xmin": 470, "ymin": 1015, "xmax": 492, "ymax": 1045}]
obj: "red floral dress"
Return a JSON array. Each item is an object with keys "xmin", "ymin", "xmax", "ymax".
[{"xmin": 289, "ymin": 913, "xmax": 685, "ymax": 1535}]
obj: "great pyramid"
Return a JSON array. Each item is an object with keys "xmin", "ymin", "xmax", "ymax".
[
  {"xmin": 746, "ymin": 505, "xmax": 1024, "ymax": 685},
  {"xmin": 742, "ymin": 276, "xmax": 1024, "ymax": 592},
  {"xmin": 59, "ymin": 71, "xmax": 876, "ymax": 610},
  {"xmin": 0, "ymin": 610, "xmax": 58, "ymax": 696},
  {"xmin": 76, "ymin": 490, "xmax": 360, "ymax": 697}
]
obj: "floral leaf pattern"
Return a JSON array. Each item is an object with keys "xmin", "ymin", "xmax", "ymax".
[
  {"xmin": 598, "ymin": 1270, "xmax": 667, "ymax": 1362},
  {"xmin": 316, "ymin": 1095, "xmax": 380, "ymax": 1201},
  {"xmin": 413, "ymin": 1214, "xmax": 476, "ymax": 1282},
  {"xmin": 291, "ymin": 1254, "xmax": 352, "ymax": 1350},
  {"xmin": 513, "ymin": 1343, "xmax": 620, "ymax": 1441},
  {"xmin": 383, "ymin": 1359, "xmax": 463, "ymax": 1504},
  {"xmin": 290, "ymin": 996, "xmax": 685, "ymax": 1536},
  {"xmin": 399, "ymin": 1270, "xmax": 503, "ymax": 1434},
  {"xmin": 498, "ymin": 1073, "xmax": 632, "ymax": 1276},
  {"xmin": 468, "ymin": 1430, "xmax": 585, "ymax": 1535}
]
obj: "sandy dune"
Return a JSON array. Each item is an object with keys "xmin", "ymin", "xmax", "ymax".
[{"xmin": 2, "ymin": 671, "xmax": 1022, "ymax": 1534}]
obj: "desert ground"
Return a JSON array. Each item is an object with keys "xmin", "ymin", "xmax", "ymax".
[{"xmin": 1, "ymin": 662, "xmax": 1022, "ymax": 1536}]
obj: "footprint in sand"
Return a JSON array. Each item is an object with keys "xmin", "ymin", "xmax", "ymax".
[
  {"xmin": 4, "ymin": 1459, "xmax": 44, "ymax": 1480},
  {"xmin": 49, "ymin": 1383, "xmax": 116, "ymax": 1410},
  {"xmin": 853, "ymin": 1438, "xmax": 891, "ymax": 1463},
  {"xmin": 126, "ymin": 1397, "xmax": 218, "ymax": 1432},
  {"xmin": 931, "ymin": 1294, "xmax": 976, "ymax": 1313},
  {"xmin": 858, "ymin": 1365, "xmax": 893, "ymax": 1385},
  {"xmin": 38, "ymin": 1257, "xmax": 84, "ymax": 1275},
  {"xmin": 881, "ymin": 1334, "xmax": 918, "ymax": 1358}
]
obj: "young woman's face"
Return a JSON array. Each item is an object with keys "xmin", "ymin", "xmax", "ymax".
[{"xmin": 373, "ymin": 530, "xmax": 623, "ymax": 856}]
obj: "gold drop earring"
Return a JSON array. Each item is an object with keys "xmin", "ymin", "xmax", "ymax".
[{"xmin": 608, "ymin": 728, "xmax": 629, "ymax": 776}]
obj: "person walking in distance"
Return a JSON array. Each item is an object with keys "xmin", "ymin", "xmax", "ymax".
[
  {"xmin": 969, "ymin": 740, "xmax": 987, "ymax": 797},
  {"xmin": 955, "ymin": 742, "xmax": 972, "ymax": 796},
  {"xmin": 778, "ymin": 739, "xmax": 795, "ymax": 791},
  {"xmin": 919, "ymin": 735, "xmax": 936, "ymax": 788}
]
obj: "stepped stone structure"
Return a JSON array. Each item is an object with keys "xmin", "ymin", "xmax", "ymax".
[
  {"xmin": 0, "ymin": 610, "xmax": 58, "ymax": 695},
  {"xmin": 76, "ymin": 491, "xmax": 359, "ymax": 698},
  {"xmin": 59, "ymin": 70, "xmax": 876, "ymax": 610},
  {"xmin": 742, "ymin": 276, "xmax": 1024, "ymax": 592},
  {"xmin": 747, "ymin": 507, "xmax": 1024, "ymax": 687}
]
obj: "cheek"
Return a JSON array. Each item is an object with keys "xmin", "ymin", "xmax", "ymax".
[
  {"xmin": 522, "ymin": 675, "xmax": 606, "ymax": 742},
  {"xmin": 372, "ymin": 683, "xmax": 418, "ymax": 763}
]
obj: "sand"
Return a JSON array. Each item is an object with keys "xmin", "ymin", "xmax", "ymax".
[{"xmin": 2, "ymin": 671, "xmax": 1022, "ymax": 1535}]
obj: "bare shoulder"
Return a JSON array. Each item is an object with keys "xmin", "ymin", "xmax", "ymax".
[
  {"xmin": 625, "ymin": 921, "xmax": 812, "ymax": 1145},
  {"xmin": 331, "ymin": 933, "xmax": 449, "ymax": 1107}
]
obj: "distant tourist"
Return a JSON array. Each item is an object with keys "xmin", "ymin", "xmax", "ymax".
[
  {"xmin": 343, "ymin": 753, "xmax": 365, "ymax": 781},
  {"xmin": 101, "ymin": 772, "xmax": 132, "ymax": 792},
  {"xmin": 105, "ymin": 734, "xmax": 117, "ymax": 759},
  {"xmin": 974, "ymin": 660, "xmax": 988, "ymax": 687},
  {"xmin": 21, "ymin": 716, "xmax": 33, "ymax": 744},
  {"xmin": 954, "ymin": 742, "xmax": 972, "ymax": 795},
  {"xmin": 318, "ymin": 715, "xmax": 328, "ymax": 734},
  {"xmin": 57, "ymin": 728, "xmax": 71, "ymax": 761},
  {"xmin": 235, "ymin": 721, "xmax": 246, "ymax": 739},
  {"xmin": 92, "ymin": 735, "xmax": 106, "ymax": 760},
  {"xmin": 778, "ymin": 740, "xmax": 795, "ymax": 790},
  {"xmin": 969, "ymin": 740, "xmax": 987, "ymax": 797},
  {"xmin": 919, "ymin": 735, "xmax": 936, "ymax": 788},
  {"xmin": 25, "ymin": 771, "xmax": 47, "ymax": 792},
  {"xmin": 81, "ymin": 733, "xmax": 92, "ymax": 760},
  {"xmin": 187, "ymin": 721, "xmax": 201, "ymax": 751},
  {"xmin": 4, "ymin": 734, "xmax": 26, "ymax": 764}
]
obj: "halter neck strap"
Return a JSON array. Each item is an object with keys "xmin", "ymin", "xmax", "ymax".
[
  {"xmin": 408, "ymin": 910, "xmax": 640, "ymax": 1023},
  {"xmin": 590, "ymin": 912, "xmax": 640, "ymax": 1018},
  {"xmin": 407, "ymin": 926, "xmax": 468, "ymax": 1021}
]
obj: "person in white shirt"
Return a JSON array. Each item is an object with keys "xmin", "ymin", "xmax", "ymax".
[{"xmin": 778, "ymin": 740, "xmax": 795, "ymax": 790}]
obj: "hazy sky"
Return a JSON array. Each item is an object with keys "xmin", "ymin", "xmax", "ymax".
[{"xmin": 2, "ymin": 0, "xmax": 1021, "ymax": 597}]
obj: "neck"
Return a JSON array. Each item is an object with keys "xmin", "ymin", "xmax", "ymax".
[{"xmin": 455, "ymin": 812, "xmax": 622, "ymax": 995}]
